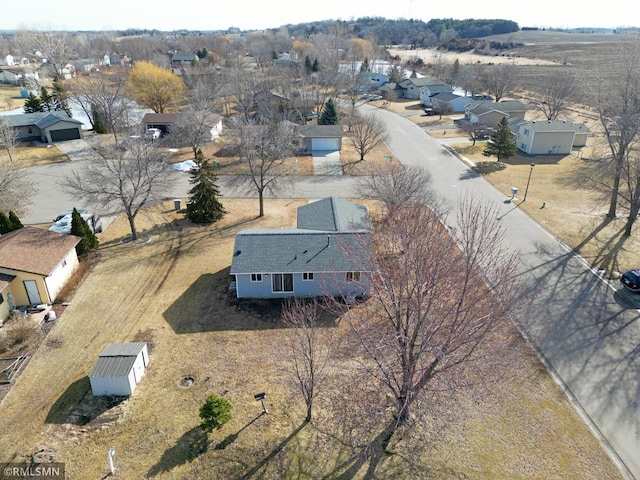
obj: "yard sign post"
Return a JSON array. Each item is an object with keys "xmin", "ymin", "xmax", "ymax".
[{"xmin": 254, "ymin": 392, "xmax": 268, "ymax": 414}]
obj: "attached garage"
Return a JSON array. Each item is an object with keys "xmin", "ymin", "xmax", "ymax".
[
  {"xmin": 49, "ymin": 128, "xmax": 82, "ymax": 142},
  {"xmin": 89, "ymin": 342, "xmax": 149, "ymax": 396},
  {"xmin": 311, "ymin": 137, "xmax": 340, "ymax": 151},
  {"xmin": 298, "ymin": 124, "xmax": 344, "ymax": 153}
]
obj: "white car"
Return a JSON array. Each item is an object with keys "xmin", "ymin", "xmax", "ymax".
[
  {"xmin": 144, "ymin": 128, "xmax": 162, "ymax": 140},
  {"xmin": 49, "ymin": 212, "xmax": 103, "ymax": 235}
]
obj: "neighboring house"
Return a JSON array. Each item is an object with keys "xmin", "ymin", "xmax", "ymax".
[
  {"xmin": 429, "ymin": 92, "xmax": 474, "ymax": 113},
  {"xmin": 0, "ymin": 227, "xmax": 80, "ymax": 323},
  {"xmin": 0, "ymin": 67, "xmax": 39, "ymax": 86},
  {"xmin": 230, "ymin": 197, "xmax": 372, "ymax": 300},
  {"xmin": 141, "ymin": 112, "xmax": 223, "ymax": 139},
  {"xmin": 61, "ymin": 63, "xmax": 75, "ymax": 79},
  {"xmin": 3, "ymin": 111, "xmax": 84, "ymax": 143},
  {"xmin": 4, "ymin": 54, "xmax": 14, "ymax": 66},
  {"xmin": 465, "ymin": 100, "xmax": 528, "ymax": 126},
  {"xmin": 170, "ymin": 52, "xmax": 198, "ymax": 68},
  {"xmin": 399, "ymin": 77, "xmax": 449, "ymax": 100},
  {"xmin": 417, "ymin": 79, "xmax": 454, "ymax": 105},
  {"xmin": 354, "ymin": 72, "xmax": 390, "ymax": 93},
  {"xmin": 298, "ymin": 124, "xmax": 343, "ymax": 152},
  {"xmin": 510, "ymin": 118, "xmax": 591, "ymax": 155},
  {"xmin": 72, "ymin": 59, "xmax": 97, "ymax": 74},
  {"xmin": 380, "ymin": 82, "xmax": 402, "ymax": 100},
  {"xmin": 254, "ymin": 88, "xmax": 318, "ymax": 119},
  {"xmin": 89, "ymin": 342, "xmax": 150, "ymax": 396}
]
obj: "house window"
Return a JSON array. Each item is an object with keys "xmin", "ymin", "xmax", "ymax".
[
  {"xmin": 346, "ymin": 272, "xmax": 361, "ymax": 282},
  {"xmin": 62, "ymin": 259, "xmax": 67, "ymax": 268},
  {"xmin": 523, "ymin": 128, "xmax": 529, "ymax": 135},
  {"xmin": 302, "ymin": 272, "xmax": 314, "ymax": 281},
  {"xmin": 251, "ymin": 273, "xmax": 263, "ymax": 282},
  {"xmin": 521, "ymin": 143, "xmax": 526, "ymax": 150},
  {"xmin": 273, "ymin": 273, "xmax": 294, "ymax": 292}
]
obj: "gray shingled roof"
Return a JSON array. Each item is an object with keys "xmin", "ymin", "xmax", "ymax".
[
  {"xmin": 230, "ymin": 230, "xmax": 368, "ymax": 274},
  {"xmin": 297, "ymin": 197, "xmax": 369, "ymax": 231},
  {"xmin": 89, "ymin": 343, "xmax": 147, "ymax": 378},
  {"xmin": 298, "ymin": 124, "xmax": 344, "ymax": 139},
  {"xmin": 468, "ymin": 100, "xmax": 527, "ymax": 116},
  {"xmin": 3, "ymin": 111, "xmax": 82, "ymax": 128}
]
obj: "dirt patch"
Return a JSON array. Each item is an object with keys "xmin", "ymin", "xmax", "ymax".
[{"xmin": 388, "ymin": 46, "xmax": 562, "ymax": 67}]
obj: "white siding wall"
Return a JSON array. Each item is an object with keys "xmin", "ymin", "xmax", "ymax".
[{"xmin": 45, "ymin": 249, "xmax": 79, "ymax": 302}]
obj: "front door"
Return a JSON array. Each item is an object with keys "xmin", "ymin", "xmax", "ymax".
[{"xmin": 23, "ymin": 280, "xmax": 41, "ymax": 305}]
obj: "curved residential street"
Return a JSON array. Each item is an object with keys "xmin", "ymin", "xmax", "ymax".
[{"xmin": 21, "ymin": 106, "xmax": 640, "ymax": 479}]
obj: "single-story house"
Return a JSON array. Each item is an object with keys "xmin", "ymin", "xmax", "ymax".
[
  {"xmin": 230, "ymin": 197, "xmax": 372, "ymax": 300},
  {"xmin": 170, "ymin": 53, "xmax": 198, "ymax": 68},
  {"xmin": 0, "ymin": 227, "xmax": 80, "ymax": 322},
  {"xmin": 0, "ymin": 67, "xmax": 39, "ymax": 86},
  {"xmin": 3, "ymin": 111, "xmax": 84, "ymax": 143},
  {"xmin": 465, "ymin": 100, "xmax": 528, "ymax": 126},
  {"xmin": 510, "ymin": 118, "xmax": 591, "ymax": 155},
  {"xmin": 429, "ymin": 92, "xmax": 474, "ymax": 113},
  {"xmin": 354, "ymin": 72, "xmax": 390, "ymax": 92},
  {"xmin": 380, "ymin": 82, "xmax": 402, "ymax": 100},
  {"xmin": 298, "ymin": 124, "xmax": 343, "ymax": 152},
  {"xmin": 89, "ymin": 342, "xmax": 149, "ymax": 396}
]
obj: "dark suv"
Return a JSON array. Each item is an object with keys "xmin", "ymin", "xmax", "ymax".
[{"xmin": 620, "ymin": 269, "xmax": 640, "ymax": 292}]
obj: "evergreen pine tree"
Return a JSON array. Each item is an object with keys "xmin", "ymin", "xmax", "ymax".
[
  {"xmin": 70, "ymin": 208, "xmax": 99, "ymax": 255},
  {"xmin": 304, "ymin": 55, "xmax": 312, "ymax": 73},
  {"xmin": 0, "ymin": 211, "xmax": 11, "ymax": 234},
  {"xmin": 8, "ymin": 211, "xmax": 23, "ymax": 230},
  {"xmin": 186, "ymin": 149, "xmax": 226, "ymax": 224},
  {"xmin": 24, "ymin": 93, "xmax": 43, "ymax": 113},
  {"xmin": 360, "ymin": 57, "xmax": 370, "ymax": 72},
  {"xmin": 51, "ymin": 78, "xmax": 72, "ymax": 116},
  {"xmin": 483, "ymin": 117, "xmax": 517, "ymax": 162},
  {"xmin": 311, "ymin": 58, "xmax": 319, "ymax": 72},
  {"xmin": 318, "ymin": 98, "xmax": 340, "ymax": 125},
  {"xmin": 39, "ymin": 86, "xmax": 54, "ymax": 112}
]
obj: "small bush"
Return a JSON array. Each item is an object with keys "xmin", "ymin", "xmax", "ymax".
[{"xmin": 199, "ymin": 394, "xmax": 232, "ymax": 432}]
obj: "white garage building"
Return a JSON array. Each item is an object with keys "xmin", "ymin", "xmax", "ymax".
[
  {"xmin": 89, "ymin": 342, "xmax": 149, "ymax": 396},
  {"xmin": 298, "ymin": 125, "xmax": 343, "ymax": 152}
]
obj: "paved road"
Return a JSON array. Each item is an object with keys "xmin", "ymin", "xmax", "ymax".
[
  {"xmin": 360, "ymin": 103, "xmax": 640, "ymax": 479},
  {"xmin": 20, "ymin": 111, "xmax": 640, "ymax": 479}
]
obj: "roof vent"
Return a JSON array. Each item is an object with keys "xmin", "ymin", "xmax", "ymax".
[{"xmin": 235, "ymin": 250, "xmax": 241, "ymax": 256}]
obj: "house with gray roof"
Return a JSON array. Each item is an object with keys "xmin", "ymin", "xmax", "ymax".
[
  {"xmin": 509, "ymin": 118, "xmax": 591, "ymax": 155},
  {"xmin": 298, "ymin": 124, "xmax": 344, "ymax": 152},
  {"xmin": 3, "ymin": 111, "xmax": 84, "ymax": 143},
  {"xmin": 465, "ymin": 100, "xmax": 528, "ymax": 127},
  {"xmin": 230, "ymin": 197, "xmax": 371, "ymax": 300},
  {"xmin": 398, "ymin": 77, "xmax": 450, "ymax": 100},
  {"xmin": 89, "ymin": 342, "xmax": 149, "ymax": 396},
  {"xmin": 429, "ymin": 92, "xmax": 474, "ymax": 113}
]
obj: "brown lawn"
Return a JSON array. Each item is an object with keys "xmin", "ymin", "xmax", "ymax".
[{"xmin": 0, "ymin": 198, "xmax": 624, "ymax": 479}]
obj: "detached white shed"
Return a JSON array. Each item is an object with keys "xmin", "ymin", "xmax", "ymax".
[{"xmin": 89, "ymin": 342, "xmax": 149, "ymax": 396}]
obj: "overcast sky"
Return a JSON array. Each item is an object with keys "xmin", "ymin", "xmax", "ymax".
[{"xmin": 0, "ymin": 0, "xmax": 634, "ymax": 32}]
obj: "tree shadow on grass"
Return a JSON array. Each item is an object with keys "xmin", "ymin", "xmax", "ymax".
[
  {"xmin": 146, "ymin": 426, "xmax": 208, "ymax": 477},
  {"xmin": 215, "ymin": 413, "xmax": 264, "ymax": 450},
  {"xmin": 45, "ymin": 377, "xmax": 126, "ymax": 425}
]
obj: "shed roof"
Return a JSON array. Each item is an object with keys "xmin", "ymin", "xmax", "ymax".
[
  {"xmin": 89, "ymin": 342, "xmax": 147, "ymax": 378},
  {"xmin": 0, "ymin": 227, "xmax": 80, "ymax": 276},
  {"xmin": 141, "ymin": 113, "xmax": 181, "ymax": 124}
]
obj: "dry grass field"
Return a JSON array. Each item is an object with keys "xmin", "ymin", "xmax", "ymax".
[{"xmin": 0, "ymin": 199, "xmax": 624, "ymax": 479}]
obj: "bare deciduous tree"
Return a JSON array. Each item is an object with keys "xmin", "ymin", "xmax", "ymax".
[
  {"xmin": 339, "ymin": 194, "xmax": 524, "ymax": 448},
  {"xmin": 64, "ymin": 141, "xmax": 177, "ymax": 240},
  {"xmin": 0, "ymin": 159, "xmax": 35, "ymax": 216},
  {"xmin": 347, "ymin": 113, "xmax": 390, "ymax": 162},
  {"xmin": 354, "ymin": 163, "xmax": 437, "ymax": 216},
  {"xmin": 281, "ymin": 297, "xmax": 333, "ymax": 424},
  {"xmin": 14, "ymin": 28, "xmax": 79, "ymax": 77},
  {"xmin": 530, "ymin": 72, "xmax": 577, "ymax": 121},
  {"xmin": 231, "ymin": 120, "xmax": 298, "ymax": 217},
  {"xmin": 0, "ymin": 116, "xmax": 18, "ymax": 163},
  {"xmin": 67, "ymin": 70, "xmax": 133, "ymax": 145},
  {"xmin": 594, "ymin": 39, "xmax": 640, "ymax": 219},
  {"xmin": 481, "ymin": 63, "xmax": 520, "ymax": 102}
]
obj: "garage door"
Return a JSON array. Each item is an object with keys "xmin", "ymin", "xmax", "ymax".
[
  {"xmin": 311, "ymin": 138, "xmax": 339, "ymax": 151},
  {"xmin": 50, "ymin": 128, "xmax": 81, "ymax": 142}
]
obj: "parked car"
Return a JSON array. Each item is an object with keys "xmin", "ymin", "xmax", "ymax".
[
  {"xmin": 360, "ymin": 93, "xmax": 372, "ymax": 100},
  {"xmin": 620, "ymin": 269, "xmax": 640, "ymax": 292},
  {"xmin": 53, "ymin": 209, "xmax": 87, "ymax": 222},
  {"xmin": 304, "ymin": 111, "xmax": 318, "ymax": 121},
  {"xmin": 49, "ymin": 211, "xmax": 103, "ymax": 235},
  {"xmin": 423, "ymin": 107, "xmax": 435, "ymax": 116},
  {"xmin": 368, "ymin": 95, "xmax": 383, "ymax": 101},
  {"xmin": 144, "ymin": 128, "xmax": 162, "ymax": 140}
]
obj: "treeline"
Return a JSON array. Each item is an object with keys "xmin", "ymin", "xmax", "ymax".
[
  {"xmin": 425, "ymin": 18, "xmax": 520, "ymax": 38},
  {"xmin": 282, "ymin": 17, "xmax": 520, "ymax": 48}
]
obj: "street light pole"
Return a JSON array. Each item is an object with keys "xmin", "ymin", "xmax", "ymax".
[{"xmin": 523, "ymin": 163, "xmax": 535, "ymax": 202}]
